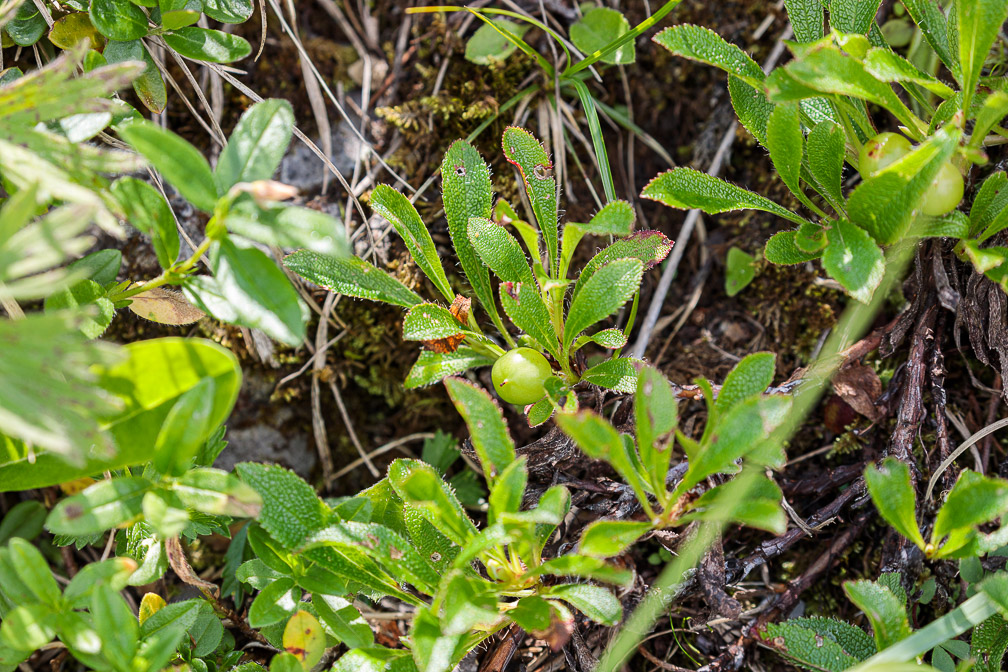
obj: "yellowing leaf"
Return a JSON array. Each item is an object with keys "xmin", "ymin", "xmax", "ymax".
[
  {"xmin": 138, "ymin": 593, "xmax": 166, "ymax": 624},
  {"xmin": 283, "ymin": 610, "xmax": 326, "ymax": 669}
]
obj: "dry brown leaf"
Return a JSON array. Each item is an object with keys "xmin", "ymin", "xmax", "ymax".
[
  {"xmin": 128, "ymin": 287, "xmax": 205, "ymax": 325},
  {"xmin": 831, "ymin": 362, "xmax": 883, "ymax": 421}
]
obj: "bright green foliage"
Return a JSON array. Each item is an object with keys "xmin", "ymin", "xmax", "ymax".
[
  {"xmin": 724, "ymin": 246, "xmax": 756, "ymax": 296},
  {"xmin": 763, "ymin": 617, "xmax": 876, "ymax": 671},
  {"xmin": 464, "ymin": 18, "xmax": 530, "ymax": 65},
  {"xmin": 557, "ymin": 356, "xmax": 787, "ymax": 532},
  {"xmin": 570, "ymin": 7, "xmax": 634, "ymax": 65},
  {"xmin": 286, "ymin": 129, "xmax": 670, "ymax": 410},
  {"xmin": 864, "ymin": 458, "xmax": 925, "ymax": 549},
  {"xmin": 651, "ymin": 2, "xmax": 1008, "ymax": 304}
]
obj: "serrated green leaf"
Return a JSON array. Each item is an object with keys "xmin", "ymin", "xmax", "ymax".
[
  {"xmin": 681, "ymin": 395, "xmax": 791, "ymax": 493},
  {"xmin": 544, "ymin": 584, "xmax": 622, "ymax": 625},
  {"xmin": 405, "ymin": 347, "xmax": 494, "ymax": 389},
  {"xmin": 958, "ymin": 0, "xmax": 1008, "ymax": 111},
  {"xmin": 848, "ymin": 125, "xmax": 960, "ymax": 244},
  {"xmin": 863, "ymin": 47, "xmax": 955, "ymax": 97},
  {"xmin": 444, "ymin": 377, "xmax": 516, "ymax": 482},
  {"xmin": 783, "ymin": 0, "xmax": 824, "ymax": 43},
  {"xmin": 467, "ymin": 216, "xmax": 534, "ymax": 284},
  {"xmin": 304, "ymin": 521, "xmax": 440, "ymax": 593},
  {"xmin": 681, "ymin": 471, "xmax": 786, "ymax": 533},
  {"xmin": 864, "ymin": 458, "xmax": 925, "ymax": 550},
  {"xmin": 764, "ymin": 229, "xmax": 823, "ymax": 264},
  {"xmin": 728, "ymin": 75, "xmax": 775, "ymax": 147},
  {"xmin": 572, "ymin": 231, "xmax": 673, "ymax": 303},
  {"xmin": 502, "ymin": 127, "xmax": 558, "ymax": 271},
  {"xmin": 214, "ymin": 99, "xmax": 294, "ymax": 192},
  {"xmin": 766, "ymin": 102, "xmax": 806, "ymax": 204},
  {"xmin": 844, "ymin": 579, "xmax": 911, "ymax": 650},
  {"xmin": 643, "ymin": 168, "xmax": 808, "ymax": 226},
  {"xmin": 829, "ymin": 0, "xmax": 882, "ymax": 34},
  {"xmin": 556, "ymin": 409, "xmax": 652, "ymax": 510},
  {"xmin": 579, "ymin": 520, "xmax": 651, "ymax": 558},
  {"xmin": 573, "ymin": 327, "xmax": 628, "ymax": 351},
  {"xmin": 164, "ymin": 26, "xmax": 251, "ymax": 63},
  {"xmin": 571, "ymin": 7, "xmax": 633, "ymax": 65},
  {"xmin": 401, "ymin": 302, "xmax": 472, "ymax": 342},
  {"xmin": 762, "ymin": 617, "xmax": 874, "ymax": 671},
  {"xmin": 284, "ymin": 251, "xmax": 423, "ymax": 308},
  {"xmin": 806, "ymin": 119, "xmax": 846, "ymax": 207},
  {"xmin": 488, "ymin": 457, "xmax": 527, "ymax": 525},
  {"xmin": 119, "ymin": 120, "xmax": 217, "ymax": 211},
  {"xmin": 370, "ymin": 184, "xmax": 453, "ymax": 302},
  {"xmin": 236, "ymin": 462, "xmax": 327, "ymax": 549},
  {"xmin": 716, "ymin": 352, "xmax": 775, "ymax": 413},
  {"xmin": 564, "ymin": 258, "xmax": 642, "ymax": 352},
  {"xmin": 388, "ymin": 459, "xmax": 477, "ymax": 547},
  {"xmin": 822, "ymin": 218, "xmax": 884, "ymax": 303},
  {"xmin": 768, "ymin": 44, "xmax": 919, "ymax": 133},
  {"xmin": 969, "ymin": 615, "xmax": 1008, "ymax": 672},
  {"xmin": 970, "ymin": 172, "xmax": 1008, "ymax": 235},
  {"xmin": 580, "ymin": 200, "xmax": 635, "ymax": 236},
  {"xmin": 499, "ymin": 281, "xmax": 561, "ymax": 360},
  {"xmin": 580, "ymin": 357, "xmax": 640, "ymax": 393},
  {"xmin": 933, "ymin": 471, "xmax": 1008, "ymax": 549},
  {"xmin": 441, "ymin": 140, "xmax": 496, "ymax": 320},
  {"xmin": 653, "ymin": 24, "xmax": 763, "ymax": 86},
  {"xmin": 635, "ymin": 366, "xmax": 676, "ymax": 496}
]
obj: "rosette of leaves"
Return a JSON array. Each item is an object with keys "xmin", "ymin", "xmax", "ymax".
[
  {"xmin": 4, "ymin": 0, "xmax": 255, "ymax": 112},
  {"xmin": 213, "ymin": 376, "xmax": 631, "ymax": 672},
  {"xmin": 646, "ymin": 0, "xmax": 1008, "ymax": 303},
  {"xmin": 555, "ymin": 354, "xmax": 789, "ymax": 560},
  {"xmin": 286, "ymin": 127, "xmax": 672, "ymax": 419}
]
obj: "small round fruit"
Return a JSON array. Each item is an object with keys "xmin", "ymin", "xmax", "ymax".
[
  {"xmin": 859, "ymin": 132, "xmax": 912, "ymax": 177},
  {"xmin": 492, "ymin": 347, "xmax": 551, "ymax": 405},
  {"xmin": 920, "ymin": 161, "xmax": 964, "ymax": 216}
]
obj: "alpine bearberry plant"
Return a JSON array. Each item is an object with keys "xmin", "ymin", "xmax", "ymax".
[
  {"xmin": 646, "ymin": 0, "xmax": 1008, "ymax": 303},
  {"xmin": 285, "ymin": 127, "xmax": 673, "ymax": 422}
]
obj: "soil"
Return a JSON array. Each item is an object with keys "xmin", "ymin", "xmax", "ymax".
[{"xmin": 6, "ymin": 0, "xmax": 1008, "ymax": 670}]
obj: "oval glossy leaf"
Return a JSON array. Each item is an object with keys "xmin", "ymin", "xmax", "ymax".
[
  {"xmin": 214, "ymin": 100, "xmax": 294, "ymax": 193},
  {"xmin": 164, "ymin": 26, "xmax": 251, "ymax": 63},
  {"xmin": 89, "ymin": 0, "xmax": 148, "ymax": 41},
  {"xmin": 579, "ymin": 520, "xmax": 651, "ymax": 558},
  {"xmin": 118, "ymin": 121, "xmax": 217, "ymax": 212}
]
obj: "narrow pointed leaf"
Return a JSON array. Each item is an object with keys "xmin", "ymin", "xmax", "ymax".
[
  {"xmin": 443, "ymin": 377, "xmax": 516, "ymax": 483},
  {"xmin": 502, "ymin": 127, "xmax": 558, "ymax": 270},
  {"xmin": 285, "ymin": 251, "xmax": 422, "ymax": 308},
  {"xmin": 370, "ymin": 185, "xmax": 453, "ymax": 302},
  {"xmin": 564, "ymin": 258, "xmax": 643, "ymax": 352},
  {"xmin": 643, "ymin": 168, "xmax": 809, "ymax": 227},
  {"xmin": 499, "ymin": 282, "xmax": 561, "ymax": 360}
]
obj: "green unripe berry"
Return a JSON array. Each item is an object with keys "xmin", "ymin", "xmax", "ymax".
[
  {"xmin": 491, "ymin": 347, "xmax": 551, "ymax": 406},
  {"xmin": 920, "ymin": 161, "xmax": 964, "ymax": 216},
  {"xmin": 859, "ymin": 132, "xmax": 912, "ymax": 177}
]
